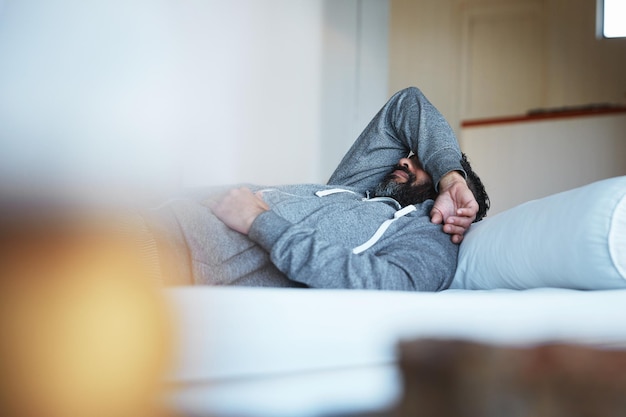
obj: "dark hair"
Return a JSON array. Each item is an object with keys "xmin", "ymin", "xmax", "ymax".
[{"xmin": 460, "ymin": 153, "xmax": 490, "ymax": 222}]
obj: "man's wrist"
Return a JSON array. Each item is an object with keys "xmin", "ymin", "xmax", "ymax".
[{"xmin": 438, "ymin": 170, "xmax": 466, "ymax": 191}]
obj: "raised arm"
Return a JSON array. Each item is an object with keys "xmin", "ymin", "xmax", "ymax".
[
  {"xmin": 328, "ymin": 87, "xmax": 479, "ymax": 242},
  {"xmin": 327, "ymin": 86, "xmax": 464, "ymax": 192}
]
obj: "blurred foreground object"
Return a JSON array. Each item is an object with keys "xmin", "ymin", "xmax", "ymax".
[
  {"xmin": 0, "ymin": 204, "xmax": 175, "ymax": 417},
  {"xmin": 395, "ymin": 339, "xmax": 626, "ymax": 417}
]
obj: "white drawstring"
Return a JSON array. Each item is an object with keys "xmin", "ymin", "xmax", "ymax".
[
  {"xmin": 315, "ymin": 188, "xmax": 358, "ymax": 197},
  {"xmin": 315, "ymin": 187, "xmax": 414, "ymax": 254},
  {"xmin": 363, "ymin": 196, "xmax": 402, "ymax": 210},
  {"xmin": 352, "ymin": 205, "xmax": 416, "ymax": 254}
]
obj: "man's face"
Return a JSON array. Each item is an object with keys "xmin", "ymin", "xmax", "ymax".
[
  {"xmin": 372, "ymin": 155, "xmax": 436, "ymax": 206},
  {"xmin": 388, "ymin": 155, "xmax": 431, "ymax": 186}
]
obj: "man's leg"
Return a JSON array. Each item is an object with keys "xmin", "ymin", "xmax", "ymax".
[{"xmin": 147, "ymin": 197, "xmax": 303, "ymax": 288}]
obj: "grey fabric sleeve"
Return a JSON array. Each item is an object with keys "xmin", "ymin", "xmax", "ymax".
[
  {"xmin": 327, "ymin": 87, "xmax": 465, "ymax": 192},
  {"xmin": 249, "ymin": 209, "xmax": 456, "ymax": 291}
]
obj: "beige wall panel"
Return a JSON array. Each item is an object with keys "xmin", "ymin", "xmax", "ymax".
[
  {"xmin": 461, "ymin": 3, "xmax": 546, "ymax": 119},
  {"xmin": 545, "ymin": 0, "xmax": 626, "ymax": 107},
  {"xmin": 388, "ymin": 0, "xmax": 460, "ymax": 131},
  {"xmin": 460, "ymin": 114, "xmax": 626, "ymax": 215},
  {"xmin": 389, "ymin": 0, "xmax": 626, "ymax": 127}
]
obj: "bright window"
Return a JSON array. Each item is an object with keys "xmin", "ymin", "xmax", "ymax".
[{"xmin": 603, "ymin": 0, "xmax": 626, "ymax": 38}]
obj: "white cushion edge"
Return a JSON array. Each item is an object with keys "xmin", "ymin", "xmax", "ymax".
[{"xmin": 609, "ymin": 191, "xmax": 626, "ymax": 281}]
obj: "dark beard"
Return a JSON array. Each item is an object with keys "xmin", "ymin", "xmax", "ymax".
[{"xmin": 372, "ymin": 168, "xmax": 436, "ymax": 207}]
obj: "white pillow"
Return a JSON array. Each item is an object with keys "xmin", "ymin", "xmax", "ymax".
[{"xmin": 451, "ymin": 176, "xmax": 626, "ymax": 290}]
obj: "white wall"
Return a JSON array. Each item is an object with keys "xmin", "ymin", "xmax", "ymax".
[
  {"xmin": 320, "ymin": 0, "xmax": 390, "ymax": 180},
  {"xmin": 0, "ymin": 0, "xmax": 389, "ymax": 202},
  {"xmin": 173, "ymin": 1, "xmax": 324, "ymax": 188},
  {"xmin": 0, "ymin": 0, "xmax": 190, "ymax": 196}
]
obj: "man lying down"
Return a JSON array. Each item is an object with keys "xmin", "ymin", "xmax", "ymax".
[{"xmin": 143, "ymin": 87, "xmax": 490, "ymax": 290}]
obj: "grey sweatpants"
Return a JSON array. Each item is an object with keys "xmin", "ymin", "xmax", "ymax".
[{"xmin": 146, "ymin": 194, "xmax": 304, "ymax": 288}]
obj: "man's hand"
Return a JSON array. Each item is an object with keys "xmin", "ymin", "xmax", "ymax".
[
  {"xmin": 430, "ymin": 171, "xmax": 478, "ymax": 244},
  {"xmin": 210, "ymin": 187, "xmax": 269, "ymax": 235}
]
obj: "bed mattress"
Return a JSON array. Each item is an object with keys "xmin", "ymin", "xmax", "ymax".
[{"xmin": 164, "ymin": 286, "xmax": 626, "ymax": 417}]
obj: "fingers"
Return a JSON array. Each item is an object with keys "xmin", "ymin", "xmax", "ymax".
[
  {"xmin": 442, "ymin": 213, "xmax": 474, "ymax": 244},
  {"xmin": 442, "ymin": 222, "xmax": 466, "ymax": 237},
  {"xmin": 451, "ymin": 234, "xmax": 464, "ymax": 244},
  {"xmin": 430, "ymin": 207, "xmax": 444, "ymax": 225},
  {"xmin": 445, "ymin": 224, "xmax": 466, "ymax": 244},
  {"xmin": 444, "ymin": 210, "xmax": 473, "ymax": 230},
  {"xmin": 210, "ymin": 187, "xmax": 268, "ymax": 235},
  {"xmin": 455, "ymin": 207, "xmax": 477, "ymax": 219},
  {"xmin": 203, "ymin": 190, "xmax": 228, "ymax": 209}
]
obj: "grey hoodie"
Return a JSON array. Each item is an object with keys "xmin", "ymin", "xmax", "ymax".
[{"xmin": 160, "ymin": 87, "xmax": 465, "ymax": 291}]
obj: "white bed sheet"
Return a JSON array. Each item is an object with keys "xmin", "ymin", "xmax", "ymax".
[{"xmin": 164, "ymin": 287, "xmax": 626, "ymax": 417}]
